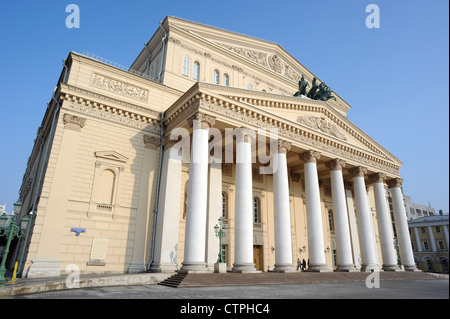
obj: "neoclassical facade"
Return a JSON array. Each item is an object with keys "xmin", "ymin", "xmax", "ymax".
[{"xmin": 14, "ymin": 16, "xmax": 418, "ymax": 278}]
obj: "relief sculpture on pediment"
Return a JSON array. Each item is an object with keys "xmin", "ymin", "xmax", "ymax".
[{"xmin": 297, "ymin": 115, "xmax": 347, "ymax": 141}]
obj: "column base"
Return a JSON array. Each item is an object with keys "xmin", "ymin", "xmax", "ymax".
[
  {"xmin": 307, "ymin": 263, "xmax": 333, "ymax": 272},
  {"xmin": 404, "ymin": 265, "xmax": 421, "ymax": 272},
  {"xmin": 179, "ymin": 261, "xmax": 210, "ymax": 274},
  {"xmin": 232, "ymin": 262, "xmax": 257, "ymax": 273},
  {"xmin": 128, "ymin": 261, "xmax": 147, "ymax": 273},
  {"xmin": 361, "ymin": 264, "xmax": 380, "ymax": 272},
  {"xmin": 150, "ymin": 262, "xmax": 178, "ymax": 273},
  {"xmin": 382, "ymin": 264, "xmax": 404, "ymax": 272},
  {"xmin": 336, "ymin": 264, "xmax": 359, "ymax": 272},
  {"xmin": 26, "ymin": 258, "xmax": 61, "ymax": 278},
  {"xmin": 273, "ymin": 263, "xmax": 296, "ymax": 273}
]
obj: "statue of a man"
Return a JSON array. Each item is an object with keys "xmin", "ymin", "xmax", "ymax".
[
  {"xmin": 294, "ymin": 75, "xmax": 309, "ymax": 97},
  {"xmin": 307, "ymin": 77, "xmax": 320, "ymax": 99}
]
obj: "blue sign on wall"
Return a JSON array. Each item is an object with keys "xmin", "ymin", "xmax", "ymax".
[{"xmin": 71, "ymin": 228, "xmax": 86, "ymax": 236}]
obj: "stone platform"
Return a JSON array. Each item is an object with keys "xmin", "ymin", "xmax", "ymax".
[{"xmin": 158, "ymin": 271, "xmax": 440, "ymax": 288}]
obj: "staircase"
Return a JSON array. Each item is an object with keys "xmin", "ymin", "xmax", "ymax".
[
  {"xmin": 158, "ymin": 272, "xmax": 188, "ymax": 288},
  {"xmin": 158, "ymin": 271, "xmax": 435, "ymax": 288}
]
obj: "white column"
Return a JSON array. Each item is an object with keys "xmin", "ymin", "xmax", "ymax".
[
  {"xmin": 443, "ymin": 226, "xmax": 449, "ymax": 252},
  {"xmin": 232, "ymin": 127, "xmax": 256, "ymax": 272},
  {"xmin": 427, "ymin": 226, "xmax": 437, "ymax": 252},
  {"xmin": 206, "ymin": 162, "xmax": 222, "ymax": 269},
  {"xmin": 413, "ymin": 227, "xmax": 422, "ymax": 252},
  {"xmin": 129, "ymin": 135, "xmax": 161, "ymax": 273},
  {"xmin": 369, "ymin": 173, "xmax": 400, "ymax": 271},
  {"xmin": 180, "ymin": 113, "xmax": 215, "ymax": 273},
  {"xmin": 345, "ymin": 187, "xmax": 362, "ymax": 269},
  {"xmin": 326, "ymin": 159, "xmax": 356, "ymax": 271},
  {"xmin": 387, "ymin": 178, "xmax": 418, "ymax": 271},
  {"xmin": 299, "ymin": 150, "xmax": 331, "ymax": 272},
  {"xmin": 151, "ymin": 139, "xmax": 182, "ymax": 272},
  {"xmin": 350, "ymin": 166, "xmax": 379, "ymax": 272},
  {"xmin": 273, "ymin": 140, "xmax": 295, "ymax": 272}
]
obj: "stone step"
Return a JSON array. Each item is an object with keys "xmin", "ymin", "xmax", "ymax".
[
  {"xmin": 159, "ymin": 271, "xmax": 435, "ymax": 288},
  {"xmin": 158, "ymin": 273, "xmax": 188, "ymax": 288}
]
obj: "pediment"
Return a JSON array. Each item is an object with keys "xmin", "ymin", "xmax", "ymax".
[
  {"xmin": 167, "ymin": 16, "xmax": 351, "ymax": 115},
  {"xmin": 195, "ymin": 83, "xmax": 400, "ymax": 168},
  {"xmin": 94, "ymin": 151, "xmax": 128, "ymax": 163}
]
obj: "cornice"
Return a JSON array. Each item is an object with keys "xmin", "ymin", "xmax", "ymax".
[
  {"xmin": 162, "ymin": 87, "xmax": 401, "ymax": 176},
  {"xmin": 60, "ymin": 84, "xmax": 160, "ymax": 133},
  {"xmin": 200, "ymin": 83, "xmax": 396, "ymax": 161}
]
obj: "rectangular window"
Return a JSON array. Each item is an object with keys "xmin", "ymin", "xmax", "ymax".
[
  {"xmin": 423, "ymin": 241, "xmax": 429, "ymax": 250},
  {"xmin": 182, "ymin": 56, "xmax": 190, "ymax": 76},
  {"xmin": 438, "ymin": 241, "xmax": 444, "ymax": 250},
  {"xmin": 193, "ymin": 62, "xmax": 199, "ymax": 80},
  {"xmin": 435, "ymin": 226, "xmax": 441, "ymax": 233}
]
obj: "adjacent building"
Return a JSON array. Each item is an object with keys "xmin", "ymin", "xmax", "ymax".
[
  {"xmin": 409, "ymin": 215, "xmax": 449, "ymax": 273},
  {"xmin": 12, "ymin": 17, "xmax": 419, "ymax": 278}
]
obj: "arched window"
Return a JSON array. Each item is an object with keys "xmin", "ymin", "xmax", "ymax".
[
  {"xmin": 253, "ymin": 197, "xmax": 261, "ymax": 223},
  {"xmin": 442, "ymin": 259, "xmax": 449, "ymax": 272},
  {"xmin": 223, "ymin": 73, "xmax": 229, "ymax": 86},
  {"xmin": 213, "ymin": 69, "xmax": 220, "ymax": 84},
  {"xmin": 98, "ymin": 169, "xmax": 115, "ymax": 205},
  {"xmin": 182, "ymin": 56, "xmax": 190, "ymax": 76},
  {"xmin": 193, "ymin": 61, "xmax": 200, "ymax": 81},
  {"xmin": 426, "ymin": 259, "xmax": 433, "ymax": 271}
]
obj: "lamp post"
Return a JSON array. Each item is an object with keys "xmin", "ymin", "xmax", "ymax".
[
  {"xmin": 214, "ymin": 217, "xmax": 227, "ymax": 264},
  {"xmin": 0, "ymin": 200, "xmax": 29, "ymax": 286}
]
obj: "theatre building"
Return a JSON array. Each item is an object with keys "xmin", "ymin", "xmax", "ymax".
[{"xmin": 14, "ymin": 16, "xmax": 418, "ymax": 277}]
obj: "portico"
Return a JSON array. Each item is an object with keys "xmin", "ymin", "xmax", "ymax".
[{"xmin": 153, "ymin": 82, "xmax": 417, "ymax": 273}]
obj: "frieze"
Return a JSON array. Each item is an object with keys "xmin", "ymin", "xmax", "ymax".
[
  {"xmin": 63, "ymin": 84, "xmax": 159, "ymax": 117},
  {"xmin": 90, "ymin": 73, "xmax": 149, "ymax": 102},
  {"xmin": 216, "ymin": 43, "xmax": 303, "ymax": 83},
  {"xmin": 297, "ymin": 115, "xmax": 347, "ymax": 141},
  {"xmin": 67, "ymin": 100, "xmax": 160, "ymax": 134},
  {"xmin": 201, "ymin": 97, "xmax": 400, "ymax": 175}
]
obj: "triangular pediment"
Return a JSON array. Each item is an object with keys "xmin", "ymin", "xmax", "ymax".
[
  {"xmin": 167, "ymin": 16, "xmax": 351, "ymax": 115},
  {"xmin": 193, "ymin": 83, "xmax": 401, "ymax": 170},
  {"xmin": 95, "ymin": 151, "xmax": 128, "ymax": 163}
]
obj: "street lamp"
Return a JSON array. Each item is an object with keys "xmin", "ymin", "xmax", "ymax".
[
  {"xmin": 214, "ymin": 217, "xmax": 227, "ymax": 264},
  {"xmin": 0, "ymin": 201, "xmax": 29, "ymax": 286}
]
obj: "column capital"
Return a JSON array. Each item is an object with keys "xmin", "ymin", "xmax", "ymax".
[
  {"xmin": 143, "ymin": 134, "xmax": 161, "ymax": 150},
  {"xmin": 368, "ymin": 172, "xmax": 387, "ymax": 184},
  {"xmin": 349, "ymin": 166, "xmax": 367, "ymax": 177},
  {"xmin": 235, "ymin": 127, "xmax": 255, "ymax": 143},
  {"xmin": 187, "ymin": 112, "xmax": 216, "ymax": 129},
  {"xmin": 325, "ymin": 158, "xmax": 346, "ymax": 171},
  {"xmin": 63, "ymin": 113, "xmax": 86, "ymax": 131},
  {"xmin": 299, "ymin": 150, "xmax": 321, "ymax": 163},
  {"xmin": 162, "ymin": 135, "xmax": 180, "ymax": 148},
  {"xmin": 277, "ymin": 139, "xmax": 291, "ymax": 154},
  {"xmin": 387, "ymin": 177, "xmax": 403, "ymax": 188}
]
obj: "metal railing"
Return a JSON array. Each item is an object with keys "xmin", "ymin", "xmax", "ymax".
[{"xmin": 79, "ymin": 51, "xmax": 159, "ymax": 82}]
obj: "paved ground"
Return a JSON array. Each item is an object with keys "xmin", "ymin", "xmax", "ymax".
[{"xmin": 9, "ymin": 278, "xmax": 448, "ymax": 299}]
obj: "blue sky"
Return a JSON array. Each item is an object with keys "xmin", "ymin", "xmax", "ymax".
[{"xmin": 0, "ymin": 0, "xmax": 448, "ymax": 214}]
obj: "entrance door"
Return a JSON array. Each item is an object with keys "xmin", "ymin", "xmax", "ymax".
[{"xmin": 253, "ymin": 245, "xmax": 263, "ymax": 271}]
